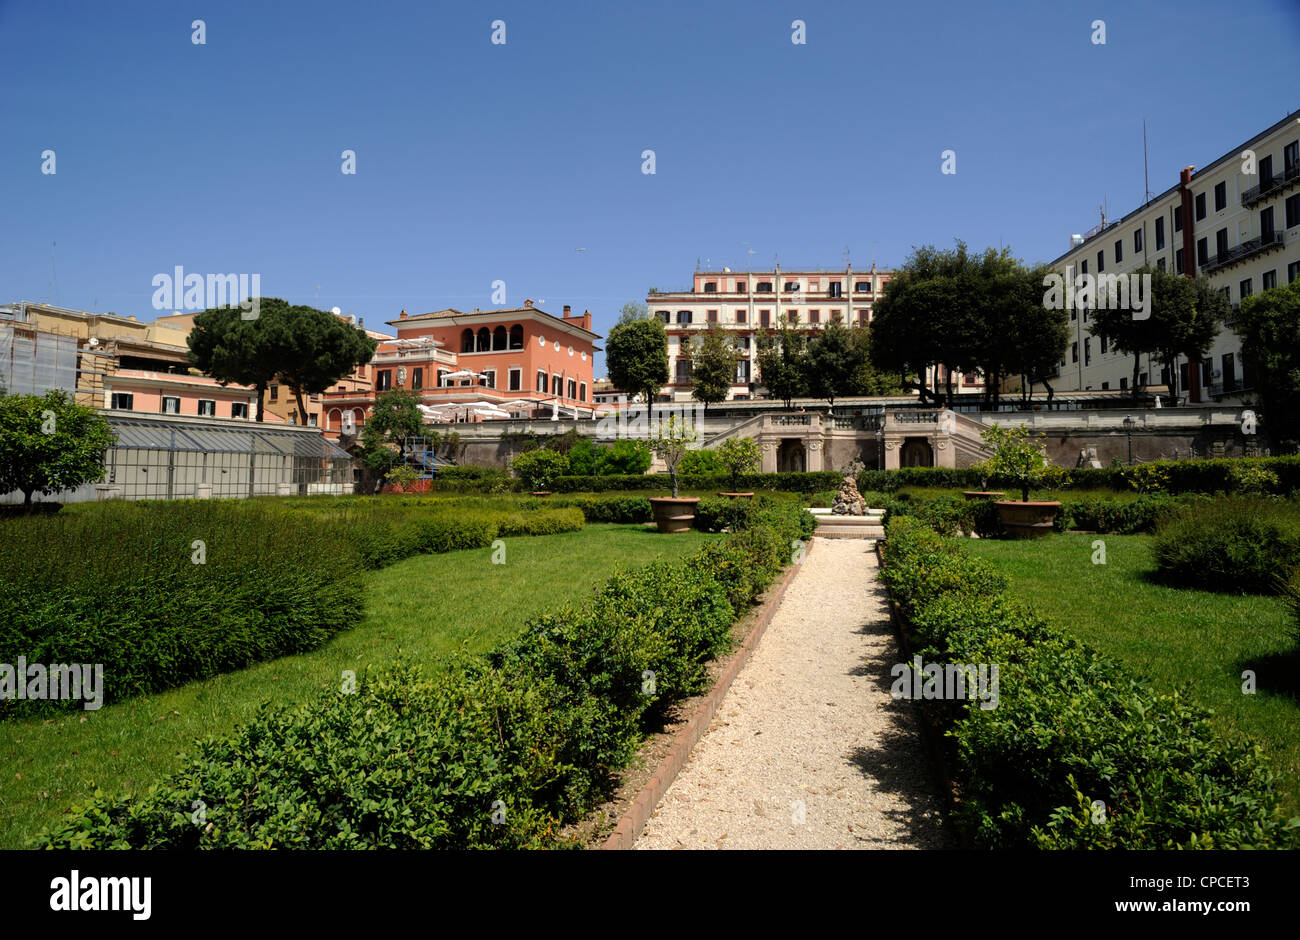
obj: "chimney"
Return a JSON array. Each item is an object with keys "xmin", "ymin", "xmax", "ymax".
[
  {"xmin": 399, "ymin": 309, "xmax": 408, "ymax": 319},
  {"xmin": 524, "ymin": 299, "xmax": 534, "ymax": 308},
  {"xmin": 581, "ymin": 309, "xmax": 592, "ymax": 331},
  {"xmin": 563, "ymin": 304, "xmax": 572, "ymax": 317}
]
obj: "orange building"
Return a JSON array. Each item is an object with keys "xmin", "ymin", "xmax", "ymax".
[{"xmin": 319, "ymin": 300, "xmax": 602, "ymax": 433}]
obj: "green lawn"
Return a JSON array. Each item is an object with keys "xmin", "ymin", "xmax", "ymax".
[
  {"xmin": 966, "ymin": 533, "xmax": 1300, "ymax": 817},
  {"xmin": 0, "ymin": 523, "xmax": 718, "ymax": 848}
]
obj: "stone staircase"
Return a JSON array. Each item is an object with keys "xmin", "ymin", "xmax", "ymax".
[{"xmin": 808, "ymin": 507, "xmax": 886, "ymax": 539}]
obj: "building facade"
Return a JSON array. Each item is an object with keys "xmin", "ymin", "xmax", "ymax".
[{"xmin": 1049, "ymin": 111, "xmax": 1300, "ymax": 401}]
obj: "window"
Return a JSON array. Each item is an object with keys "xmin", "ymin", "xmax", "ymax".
[
  {"xmin": 1261, "ymin": 205, "xmax": 1276, "ymax": 242},
  {"xmin": 437, "ymin": 369, "xmax": 449, "ymax": 387},
  {"xmin": 1071, "ymin": 343, "xmax": 1078, "ymax": 363},
  {"xmin": 1157, "ymin": 256, "xmax": 1167, "ymax": 272},
  {"xmin": 676, "ymin": 310, "xmax": 692, "ymax": 324},
  {"xmin": 1214, "ymin": 181, "xmax": 1226, "ymax": 212},
  {"xmin": 1084, "ymin": 337, "xmax": 1091, "ymax": 366},
  {"xmin": 376, "ymin": 369, "xmax": 392, "ymax": 391},
  {"xmin": 786, "ymin": 310, "xmax": 798, "ymax": 324},
  {"xmin": 855, "ymin": 281, "xmax": 871, "ymax": 292},
  {"xmin": 476, "ymin": 328, "xmax": 491, "ymax": 352},
  {"xmin": 579, "ymin": 382, "xmax": 587, "ymax": 402},
  {"xmin": 1101, "ymin": 382, "xmax": 1109, "ymax": 390},
  {"xmin": 704, "ymin": 281, "xmax": 717, "ymax": 292},
  {"xmin": 490, "ymin": 326, "xmax": 506, "ymax": 350},
  {"xmin": 110, "ymin": 392, "xmax": 133, "ymax": 410},
  {"xmin": 481, "ymin": 370, "xmax": 496, "ymax": 389},
  {"xmin": 1155, "ymin": 216, "xmax": 1166, "ymax": 250},
  {"xmin": 736, "ymin": 359, "xmax": 750, "ymax": 383},
  {"xmin": 657, "ymin": 310, "xmax": 669, "ymax": 323},
  {"xmin": 707, "ymin": 309, "xmax": 718, "ymax": 323},
  {"xmin": 269, "ymin": 384, "xmax": 278, "ymax": 401},
  {"xmin": 1263, "ymin": 269, "xmax": 1277, "ymax": 290},
  {"xmin": 567, "ymin": 379, "xmax": 576, "ymax": 399},
  {"xmin": 783, "ymin": 281, "xmax": 798, "ymax": 292},
  {"xmin": 809, "ymin": 309, "xmax": 820, "ymax": 324},
  {"xmin": 309, "ymin": 413, "xmax": 317, "ymax": 427},
  {"xmin": 1222, "ymin": 352, "xmax": 1236, "ymax": 389},
  {"xmin": 735, "ymin": 280, "xmax": 747, "ymax": 292},
  {"xmin": 1080, "ymin": 259, "xmax": 1088, "ymax": 277},
  {"xmin": 760, "ymin": 309, "xmax": 771, "ymax": 327},
  {"xmin": 1120, "ymin": 377, "xmax": 1128, "ymax": 391},
  {"xmin": 536, "ymin": 371, "xmax": 547, "ymax": 393},
  {"xmin": 198, "ymin": 399, "xmax": 216, "ymax": 416},
  {"xmin": 1289, "ymin": 261, "xmax": 1300, "ymax": 284},
  {"xmin": 412, "ymin": 368, "xmax": 423, "ymax": 389},
  {"xmin": 831, "ymin": 310, "xmax": 843, "ymax": 322},
  {"xmin": 1195, "ymin": 192, "xmax": 1206, "ymax": 221},
  {"xmin": 735, "ymin": 309, "xmax": 747, "ymax": 324},
  {"xmin": 509, "ymin": 324, "xmax": 524, "ymax": 349},
  {"xmin": 1214, "ymin": 228, "xmax": 1228, "ymax": 262},
  {"xmin": 1173, "ymin": 205, "xmax": 1182, "ymax": 232},
  {"xmin": 1114, "ymin": 239, "xmax": 1123, "ymax": 263},
  {"xmin": 828, "ymin": 281, "xmax": 842, "ymax": 298},
  {"xmin": 461, "ymin": 329, "xmax": 474, "ymax": 353},
  {"xmin": 161, "ymin": 396, "xmax": 180, "ymax": 414},
  {"xmin": 1134, "ymin": 228, "xmax": 1143, "ymax": 252},
  {"xmin": 1286, "ymin": 193, "xmax": 1300, "ymax": 229},
  {"xmin": 553, "ymin": 373, "xmax": 561, "ymax": 396},
  {"xmin": 1175, "ymin": 248, "xmax": 1184, "ymax": 273},
  {"xmin": 1096, "ymin": 250, "xmax": 1104, "ymax": 272},
  {"xmin": 231, "ymin": 402, "xmax": 248, "ymax": 419},
  {"xmin": 1240, "ymin": 278, "xmax": 1253, "ymax": 300},
  {"xmin": 736, "ymin": 336, "xmax": 750, "ymax": 351},
  {"xmin": 756, "ymin": 281, "xmax": 772, "ymax": 292},
  {"xmin": 1286, "ymin": 140, "xmax": 1300, "ymax": 171},
  {"xmin": 857, "ymin": 308, "xmax": 869, "ymax": 324}
]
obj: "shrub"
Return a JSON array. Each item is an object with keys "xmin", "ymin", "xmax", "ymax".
[
  {"xmin": 716, "ymin": 437, "xmax": 761, "ymax": 491},
  {"xmin": 1152, "ymin": 499, "xmax": 1300, "ymax": 594},
  {"xmin": 511, "ymin": 449, "xmax": 569, "ymax": 491},
  {"xmin": 881, "ymin": 515, "xmax": 1291, "ymax": 849},
  {"xmin": 1229, "ymin": 463, "xmax": 1281, "ymax": 496},
  {"xmin": 694, "ymin": 496, "xmax": 753, "ymax": 533},
  {"xmin": 0, "ymin": 502, "xmax": 365, "ymax": 717},
  {"xmin": 678, "ymin": 449, "xmax": 722, "ymax": 475},
  {"xmin": 567, "ymin": 438, "xmax": 597, "ymax": 476},
  {"xmin": 594, "ymin": 439, "xmax": 651, "ymax": 476}
]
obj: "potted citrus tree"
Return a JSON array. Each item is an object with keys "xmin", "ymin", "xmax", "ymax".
[
  {"xmin": 648, "ymin": 414, "xmax": 700, "ymax": 532},
  {"xmin": 716, "ymin": 436, "xmax": 760, "ymax": 498},
  {"xmin": 983, "ymin": 423, "xmax": 1060, "ymax": 538},
  {"xmin": 962, "ymin": 458, "xmax": 1005, "ymax": 501},
  {"xmin": 511, "ymin": 447, "xmax": 568, "ymax": 496}
]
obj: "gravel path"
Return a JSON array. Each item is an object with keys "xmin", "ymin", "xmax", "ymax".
[{"xmin": 634, "ymin": 538, "xmax": 950, "ymax": 850}]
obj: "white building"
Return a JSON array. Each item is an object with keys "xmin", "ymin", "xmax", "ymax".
[{"xmin": 1049, "ymin": 111, "xmax": 1300, "ymax": 401}]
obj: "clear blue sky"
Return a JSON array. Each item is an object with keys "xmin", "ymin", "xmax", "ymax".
[{"xmin": 3, "ymin": 0, "xmax": 1298, "ymax": 375}]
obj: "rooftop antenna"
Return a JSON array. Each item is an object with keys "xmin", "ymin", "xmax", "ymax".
[
  {"xmin": 1143, "ymin": 118, "xmax": 1152, "ymax": 203},
  {"xmin": 843, "ymin": 246, "xmax": 851, "ymax": 267}
]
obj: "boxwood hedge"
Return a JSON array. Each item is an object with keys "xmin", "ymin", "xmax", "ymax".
[{"xmin": 881, "ymin": 515, "xmax": 1295, "ymax": 849}]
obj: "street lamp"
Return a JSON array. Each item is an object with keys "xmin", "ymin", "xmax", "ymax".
[{"xmin": 1123, "ymin": 414, "xmax": 1135, "ymax": 466}]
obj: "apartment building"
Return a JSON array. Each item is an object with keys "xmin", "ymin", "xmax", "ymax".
[
  {"xmin": 1050, "ymin": 111, "xmax": 1300, "ymax": 401},
  {"xmin": 313, "ymin": 300, "xmax": 602, "ymax": 432},
  {"xmin": 0, "ymin": 301, "xmax": 259, "ymax": 419},
  {"xmin": 645, "ymin": 265, "xmax": 986, "ymax": 403}
]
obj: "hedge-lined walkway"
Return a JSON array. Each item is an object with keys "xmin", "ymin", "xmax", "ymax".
[{"xmin": 634, "ymin": 539, "xmax": 950, "ymax": 850}]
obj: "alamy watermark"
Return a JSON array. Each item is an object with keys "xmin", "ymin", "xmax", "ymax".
[
  {"xmin": 594, "ymin": 398, "xmax": 705, "ymax": 441},
  {"xmin": 1, "ymin": 657, "xmax": 104, "ymax": 710},
  {"xmin": 151, "ymin": 266, "xmax": 261, "ymax": 320},
  {"xmin": 1042, "ymin": 266, "xmax": 1150, "ymax": 320},
  {"xmin": 890, "ymin": 656, "xmax": 999, "ymax": 710}
]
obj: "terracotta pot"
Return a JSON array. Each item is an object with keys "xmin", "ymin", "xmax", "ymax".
[
  {"xmin": 716, "ymin": 492, "xmax": 754, "ymax": 499},
  {"xmin": 649, "ymin": 496, "xmax": 701, "ymax": 533},
  {"xmin": 962, "ymin": 490, "xmax": 1005, "ymax": 500},
  {"xmin": 994, "ymin": 500, "xmax": 1061, "ymax": 539}
]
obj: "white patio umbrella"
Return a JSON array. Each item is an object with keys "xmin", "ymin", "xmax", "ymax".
[{"xmin": 441, "ymin": 369, "xmax": 485, "ymax": 386}]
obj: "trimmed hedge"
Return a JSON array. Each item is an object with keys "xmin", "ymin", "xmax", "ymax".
[
  {"xmin": 881, "ymin": 516, "xmax": 1293, "ymax": 848},
  {"xmin": 546, "ymin": 471, "xmax": 843, "ymax": 494},
  {"xmin": 1152, "ymin": 499, "xmax": 1300, "ymax": 594},
  {"xmin": 33, "ymin": 502, "xmax": 812, "ymax": 848},
  {"xmin": 0, "ymin": 502, "xmax": 365, "ymax": 718},
  {"xmin": 883, "ymin": 490, "xmax": 1207, "ymax": 538}
]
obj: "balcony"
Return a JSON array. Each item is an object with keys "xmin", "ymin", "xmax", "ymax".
[
  {"xmin": 1200, "ymin": 232, "xmax": 1286, "ymax": 275},
  {"xmin": 1241, "ymin": 162, "xmax": 1300, "ymax": 207},
  {"xmin": 1206, "ymin": 378, "xmax": 1250, "ymax": 399}
]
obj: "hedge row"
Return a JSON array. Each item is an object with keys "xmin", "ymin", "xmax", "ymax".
[
  {"xmin": 880, "ymin": 516, "xmax": 1292, "ymax": 848},
  {"xmin": 0, "ymin": 502, "xmax": 365, "ymax": 719},
  {"xmin": 1152, "ymin": 499, "xmax": 1300, "ymax": 594},
  {"xmin": 528, "ymin": 471, "xmax": 845, "ymax": 494},
  {"xmin": 33, "ymin": 502, "xmax": 816, "ymax": 848}
]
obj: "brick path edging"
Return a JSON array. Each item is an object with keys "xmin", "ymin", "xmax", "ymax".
[{"xmin": 599, "ymin": 538, "xmax": 817, "ymax": 850}]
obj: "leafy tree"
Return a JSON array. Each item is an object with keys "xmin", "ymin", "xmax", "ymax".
[
  {"xmin": 359, "ymin": 389, "xmax": 425, "ymax": 475},
  {"xmin": 845, "ymin": 326, "xmax": 904, "ymax": 396},
  {"xmin": 605, "ymin": 316, "xmax": 668, "ymax": 405},
  {"xmin": 995, "ymin": 264, "xmax": 1068, "ymax": 409},
  {"xmin": 0, "ymin": 390, "xmax": 115, "ymax": 505},
  {"xmin": 1089, "ymin": 265, "xmax": 1163, "ymax": 396},
  {"xmin": 512, "ymin": 448, "xmax": 569, "ymax": 491},
  {"xmin": 804, "ymin": 321, "xmax": 865, "ymax": 406},
  {"xmin": 650, "ymin": 414, "xmax": 698, "ymax": 498},
  {"xmin": 1237, "ymin": 279, "xmax": 1300, "ymax": 452},
  {"xmin": 678, "ymin": 448, "xmax": 722, "ymax": 474},
  {"xmin": 756, "ymin": 323, "xmax": 809, "ymax": 407},
  {"xmin": 981, "ymin": 422, "xmax": 1049, "ymax": 502},
  {"xmin": 716, "ymin": 436, "xmax": 761, "ymax": 491},
  {"xmin": 617, "ymin": 300, "xmax": 650, "ymax": 327},
  {"xmin": 682, "ymin": 324, "xmax": 740, "ymax": 412},
  {"xmin": 188, "ymin": 302, "xmax": 284, "ymax": 421},
  {"xmin": 1147, "ymin": 270, "xmax": 1225, "ymax": 399},
  {"xmin": 568, "ymin": 437, "xmax": 597, "ymax": 475},
  {"xmin": 273, "ymin": 303, "xmax": 378, "ymax": 424}
]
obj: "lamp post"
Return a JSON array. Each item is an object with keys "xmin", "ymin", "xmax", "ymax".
[{"xmin": 1123, "ymin": 414, "xmax": 1135, "ymax": 466}]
